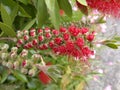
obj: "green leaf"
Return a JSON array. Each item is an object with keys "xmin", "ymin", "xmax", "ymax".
[
  {"xmin": 0, "ymin": 22, "xmax": 16, "ymax": 37},
  {"xmin": 45, "ymin": 0, "xmax": 60, "ymax": 29},
  {"xmin": 113, "ymin": 36, "xmax": 120, "ymax": 41},
  {"xmin": 37, "ymin": 0, "xmax": 48, "ymax": 28},
  {"xmin": 1, "ymin": 4, "xmax": 12, "ymax": 27},
  {"xmin": 77, "ymin": 0, "xmax": 88, "ymax": 6},
  {"xmin": 18, "ymin": 5, "xmax": 31, "ymax": 18},
  {"xmin": 22, "ymin": 18, "xmax": 36, "ymax": 30},
  {"xmin": 10, "ymin": 4, "xmax": 19, "ymax": 23},
  {"xmin": 13, "ymin": 70, "xmax": 28, "ymax": 82},
  {"xmin": 7, "ymin": 75, "xmax": 17, "ymax": 83},
  {"xmin": 0, "ymin": 70, "xmax": 9, "ymax": 84},
  {"xmin": 18, "ymin": 0, "xmax": 29, "ymax": 5},
  {"xmin": 105, "ymin": 43, "xmax": 118, "ymax": 49},
  {"xmin": 27, "ymin": 81, "xmax": 37, "ymax": 89},
  {"xmin": 57, "ymin": 0, "xmax": 72, "ymax": 17}
]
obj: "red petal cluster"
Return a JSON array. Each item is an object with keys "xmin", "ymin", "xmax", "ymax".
[{"xmin": 86, "ymin": 0, "xmax": 120, "ymax": 17}]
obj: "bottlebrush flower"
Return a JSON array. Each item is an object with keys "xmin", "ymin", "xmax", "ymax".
[
  {"xmin": 86, "ymin": 0, "xmax": 120, "ymax": 18},
  {"xmin": 38, "ymin": 63, "xmax": 52, "ymax": 84}
]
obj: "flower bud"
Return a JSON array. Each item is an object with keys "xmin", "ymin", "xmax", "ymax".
[
  {"xmin": 45, "ymin": 32, "xmax": 51, "ymax": 39},
  {"xmin": 24, "ymin": 35, "xmax": 29, "ymax": 41},
  {"xmin": 22, "ymin": 60, "xmax": 28, "ymax": 67},
  {"xmin": 13, "ymin": 61, "xmax": 20, "ymax": 69},
  {"xmin": 20, "ymin": 49, "xmax": 28, "ymax": 58},
  {"xmin": 6, "ymin": 62, "xmax": 13, "ymax": 69},
  {"xmin": 21, "ymin": 68, "xmax": 28, "ymax": 74},
  {"xmin": 17, "ymin": 39, "xmax": 24, "ymax": 45},
  {"xmin": 44, "ymin": 27, "xmax": 50, "ymax": 32},
  {"xmin": 63, "ymin": 33, "xmax": 70, "ymax": 41},
  {"xmin": 2, "ymin": 61, "xmax": 7, "ymax": 66},
  {"xmin": 52, "ymin": 30, "xmax": 59, "ymax": 36},
  {"xmin": 30, "ymin": 28, "xmax": 36, "ymax": 37},
  {"xmin": 1, "ymin": 53, "xmax": 8, "ymax": 60},
  {"xmin": 32, "ymin": 39, "xmax": 38, "ymax": 46},
  {"xmin": 31, "ymin": 54, "xmax": 40, "ymax": 60},
  {"xmin": 1, "ymin": 44, "xmax": 9, "ymax": 51},
  {"xmin": 60, "ymin": 27, "xmax": 66, "ymax": 33},
  {"xmin": 48, "ymin": 41, "xmax": 54, "ymax": 48},
  {"xmin": 10, "ymin": 52, "xmax": 17, "ymax": 59},
  {"xmin": 54, "ymin": 37, "xmax": 62, "ymax": 45},
  {"xmin": 81, "ymin": 28, "xmax": 89, "ymax": 34},
  {"xmin": 87, "ymin": 34, "xmax": 94, "ymax": 42},
  {"xmin": 28, "ymin": 68, "xmax": 36, "ymax": 77},
  {"xmin": 38, "ymin": 29, "xmax": 43, "ymax": 34},
  {"xmin": 17, "ymin": 31, "xmax": 23, "ymax": 38},
  {"xmin": 38, "ymin": 35, "xmax": 44, "ymax": 42},
  {"xmin": 11, "ymin": 47, "xmax": 18, "ymax": 52},
  {"xmin": 23, "ymin": 30, "xmax": 29, "ymax": 35}
]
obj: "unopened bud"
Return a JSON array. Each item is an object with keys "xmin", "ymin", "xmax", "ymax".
[
  {"xmin": 14, "ymin": 61, "xmax": 20, "ymax": 69},
  {"xmin": 20, "ymin": 49, "xmax": 28, "ymax": 58},
  {"xmin": 11, "ymin": 47, "xmax": 18, "ymax": 52},
  {"xmin": 21, "ymin": 68, "xmax": 28, "ymax": 74},
  {"xmin": 1, "ymin": 44, "xmax": 9, "ymax": 51},
  {"xmin": 28, "ymin": 68, "xmax": 36, "ymax": 77},
  {"xmin": 1, "ymin": 53, "xmax": 8, "ymax": 60},
  {"xmin": 6, "ymin": 62, "xmax": 13, "ymax": 69}
]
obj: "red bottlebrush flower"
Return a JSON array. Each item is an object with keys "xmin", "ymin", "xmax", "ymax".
[
  {"xmin": 60, "ymin": 27, "xmax": 67, "ymax": 33},
  {"xmin": 38, "ymin": 63, "xmax": 52, "ymax": 84},
  {"xmin": 59, "ymin": 9, "xmax": 65, "ymax": 16},
  {"xmin": 17, "ymin": 39, "xmax": 24, "ymax": 45},
  {"xmin": 63, "ymin": 33, "xmax": 70, "ymax": 41},
  {"xmin": 23, "ymin": 35, "xmax": 29, "ymax": 41},
  {"xmin": 69, "ymin": 25, "xmax": 80, "ymax": 36},
  {"xmin": 75, "ymin": 38, "xmax": 84, "ymax": 48},
  {"xmin": 49, "ymin": 41, "xmax": 54, "ymax": 48},
  {"xmin": 38, "ymin": 35, "xmax": 44, "ymax": 42},
  {"xmin": 54, "ymin": 37, "xmax": 62, "ymax": 45},
  {"xmin": 52, "ymin": 30, "xmax": 59, "ymax": 36},
  {"xmin": 87, "ymin": 34, "xmax": 94, "ymax": 42},
  {"xmin": 45, "ymin": 27, "xmax": 50, "ymax": 32},
  {"xmin": 81, "ymin": 28, "xmax": 89, "ymax": 34},
  {"xmin": 45, "ymin": 32, "xmax": 51, "ymax": 39},
  {"xmin": 30, "ymin": 29, "xmax": 36, "ymax": 37},
  {"xmin": 38, "ymin": 29, "xmax": 43, "ymax": 34},
  {"xmin": 86, "ymin": 0, "xmax": 120, "ymax": 18},
  {"xmin": 32, "ymin": 39, "xmax": 38, "ymax": 45}
]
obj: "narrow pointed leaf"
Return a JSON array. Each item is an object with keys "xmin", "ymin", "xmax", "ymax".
[
  {"xmin": 1, "ymin": 4, "xmax": 12, "ymax": 27},
  {"xmin": 77, "ymin": 0, "xmax": 88, "ymax": 6},
  {"xmin": 0, "ymin": 22, "xmax": 16, "ymax": 37},
  {"xmin": 57, "ymin": 0, "xmax": 72, "ymax": 17},
  {"xmin": 22, "ymin": 18, "xmax": 36, "ymax": 30},
  {"xmin": 45, "ymin": 0, "xmax": 60, "ymax": 29},
  {"xmin": 13, "ymin": 70, "xmax": 28, "ymax": 82},
  {"xmin": 37, "ymin": 0, "xmax": 48, "ymax": 28}
]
